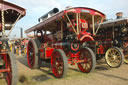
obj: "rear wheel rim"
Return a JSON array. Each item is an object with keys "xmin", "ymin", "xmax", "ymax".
[
  {"xmin": 52, "ymin": 51, "xmax": 64, "ymax": 78},
  {"xmin": 78, "ymin": 48, "xmax": 93, "ymax": 73},
  {"xmin": 27, "ymin": 41, "xmax": 35, "ymax": 68},
  {"xmin": 105, "ymin": 48, "xmax": 122, "ymax": 67}
]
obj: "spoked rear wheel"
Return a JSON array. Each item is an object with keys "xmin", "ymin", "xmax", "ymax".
[
  {"xmin": 51, "ymin": 49, "xmax": 68, "ymax": 78},
  {"xmin": 77, "ymin": 47, "xmax": 96, "ymax": 73},
  {"xmin": 105, "ymin": 47, "xmax": 124, "ymax": 68},
  {"xmin": 27, "ymin": 39, "xmax": 39, "ymax": 69},
  {"xmin": 3, "ymin": 52, "xmax": 17, "ymax": 85}
]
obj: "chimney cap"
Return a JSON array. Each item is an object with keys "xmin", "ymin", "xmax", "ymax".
[
  {"xmin": 116, "ymin": 12, "xmax": 123, "ymax": 16},
  {"xmin": 116, "ymin": 12, "xmax": 123, "ymax": 19}
]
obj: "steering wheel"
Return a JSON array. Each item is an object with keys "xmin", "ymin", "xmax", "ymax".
[
  {"xmin": 36, "ymin": 30, "xmax": 43, "ymax": 37},
  {"xmin": 36, "ymin": 30, "xmax": 44, "ymax": 42}
]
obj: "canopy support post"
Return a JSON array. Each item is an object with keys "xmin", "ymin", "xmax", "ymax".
[
  {"xmin": 95, "ymin": 18, "xmax": 104, "ymax": 35},
  {"xmin": 92, "ymin": 15, "xmax": 95, "ymax": 35},
  {"xmin": 65, "ymin": 13, "xmax": 77, "ymax": 35},
  {"xmin": 1, "ymin": 10, "xmax": 5, "ymax": 36}
]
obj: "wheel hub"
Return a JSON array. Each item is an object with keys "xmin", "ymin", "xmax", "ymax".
[
  {"xmin": 73, "ymin": 43, "xmax": 78, "ymax": 48},
  {"xmin": 113, "ymin": 55, "xmax": 117, "ymax": 60},
  {"xmin": 71, "ymin": 42, "xmax": 79, "ymax": 51}
]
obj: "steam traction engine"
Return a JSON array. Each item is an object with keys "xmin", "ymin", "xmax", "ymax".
[
  {"xmin": 25, "ymin": 7, "xmax": 105, "ymax": 78},
  {"xmin": 93, "ymin": 12, "xmax": 126, "ymax": 67},
  {"xmin": 0, "ymin": 1, "xmax": 26, "ymax": 85}
]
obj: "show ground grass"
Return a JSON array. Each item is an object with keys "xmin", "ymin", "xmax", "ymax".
[{"xmin": 0, "ymin": 54, "xmax": 128, "ymax": 85}]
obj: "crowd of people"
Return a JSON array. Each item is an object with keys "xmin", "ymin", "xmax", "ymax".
[{"xmin": 9, "ymin": 38, "xmax": 28, "ymax": 56}]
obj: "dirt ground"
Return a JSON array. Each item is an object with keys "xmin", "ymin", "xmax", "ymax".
[{"xmin": 0, "ymin": 55, "xmax": 128, "ymax": 85}]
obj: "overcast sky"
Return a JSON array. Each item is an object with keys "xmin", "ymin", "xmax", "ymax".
[{"xmin": 6, "ymin": 0, "xmax": 128, "ymax": 38}]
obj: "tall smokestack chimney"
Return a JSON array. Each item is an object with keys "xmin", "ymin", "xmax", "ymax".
[
  {"xmin": 116, "ymin": 12, "xmax": 123, "ymax": 19},
  {"xmin": 20, "ymin": 28, "xmax": 23, "ymax": 38}
]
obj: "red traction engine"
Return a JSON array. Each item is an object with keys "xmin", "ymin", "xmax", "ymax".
[
  {"xmin": 25, "ymin": 7, "xmax": 105, "ymax": 78},
  {"xmin": 0, "ymin": 1, "xmax": 26, "ymax": 85},
  {"xmin": 93, "ymin": 12, "xmax": 126, "ymax": 68}
]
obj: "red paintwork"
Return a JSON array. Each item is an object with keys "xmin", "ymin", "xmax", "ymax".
[
  {"xmin": 97, "ymin": 45, "xmax": 105, "ymax": 54},
  {"xmin": 68, "ymin": 52, "xmax": 80, "ymax": 65},
  {"xmin": 69, "ymin": 52, "xmax": 80, "ymax": 58},
  {"xmin": 45, "ymin": 47, "xmax": 54, "ymax": 58},
  {"xmin": 64, "ymin": 7, "xmax": 105, "ymax": 17},
  {"xmin": 80, "ymin": 34, "xmax": 94, "ymax": 42}
]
